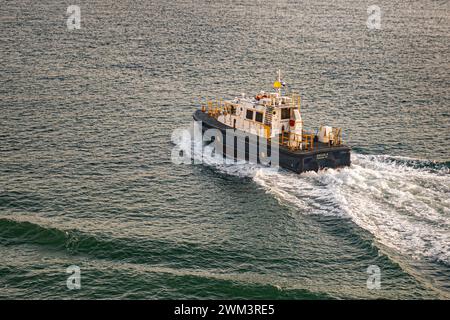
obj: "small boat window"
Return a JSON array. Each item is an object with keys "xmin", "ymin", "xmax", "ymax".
[
  {"xmin": 255, "ymin": 112, "xmax": 263, "ymax": 123},
  {"xmin": 281, "ymin": 108, "xmax": 290, "ymax": 120},
  {"xmin": 246, "ymin": 109, "xmax": 254, "ymax": 120}
]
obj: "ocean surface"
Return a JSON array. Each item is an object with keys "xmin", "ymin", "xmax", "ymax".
[{"xmin": 1, "ymin": 0, "xmax": 449, "ymax": 299}]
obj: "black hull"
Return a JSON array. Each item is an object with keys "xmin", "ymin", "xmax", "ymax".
[{"xmin": 193, "ymin": 110, "xmax": 351, "ymax": 174}]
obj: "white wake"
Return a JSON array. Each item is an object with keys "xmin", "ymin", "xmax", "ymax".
[
  {"xmin": 253, "ymin": 154, "xmax": 450, "ymax": 265},
  {"xmin": 181, "ymin": 131, "xmax": 450, "ymax": 264}
]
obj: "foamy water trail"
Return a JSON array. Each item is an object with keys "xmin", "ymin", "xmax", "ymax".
[
  {"xmin": 254, "ymin": 155, "xmax": 450, "ymax": 265},
  {"xmin": 182, "ymin": 131, "xmax": 450, "ymax": 265}
]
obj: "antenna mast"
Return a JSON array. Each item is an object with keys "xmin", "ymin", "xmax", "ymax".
[{"xmin": 277, "ymin": 69, "xmax": 281, "ymax": 95}]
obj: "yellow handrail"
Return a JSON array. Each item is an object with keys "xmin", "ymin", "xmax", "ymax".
[{"xmin": 263, "ymin": 125, "xmax": 271, "ymax": 139}]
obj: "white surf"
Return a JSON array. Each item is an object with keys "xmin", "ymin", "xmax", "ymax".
[{"xmin": 181, "ymin": 130, "xmax": 450, "ymax": 265}]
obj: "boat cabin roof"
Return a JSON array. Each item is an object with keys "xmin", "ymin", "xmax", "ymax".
[{"xmin": 228, "ymin": 92, "xmax": 296, "ymax": 110}]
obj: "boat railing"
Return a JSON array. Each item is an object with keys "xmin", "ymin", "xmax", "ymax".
[
  {"xmin": 200, "ymin": 99, "xmax": 343, "ymax": 149},
  {"xmin": 279, "ymin": 130, "xmax": 313, "ymax": 151},
  {"xmin": 201, "ymin": 94, "xmax": 300, "ymax": 113},
  {"xmin": 201, "ymin": 100, "xmax": 239, "ymax": 118},
  {"xmin": 262, "ymin": 94, "xmax": 301, "ymax": 109},
  {"xmin": 279, "ymin": 129, "xmax": 342, "ymax": 151},
  {"xmin": 331, "ymin": 128, "xmax": 343, "ymax": 146}
]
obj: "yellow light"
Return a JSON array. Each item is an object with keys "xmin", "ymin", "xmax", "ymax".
[{"xmin": 273, "ymin": 81, "xmax": 282, "ymax": 89}]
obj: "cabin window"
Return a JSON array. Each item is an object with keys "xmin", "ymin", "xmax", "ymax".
[
  {"xmin": 281, "ymin": 108, "xmax": 291, "ymax": 120},
  {"xmin": 246, "ymin": 109, "xmax": 254, "ymax": 120},
  {"xmin": 255, "ymin": 112, "xmax": 263, "ymax": 123}
]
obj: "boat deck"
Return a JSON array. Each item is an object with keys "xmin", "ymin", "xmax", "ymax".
[{"xmin": 194, "ymin": 109, "xmax": 350, "ymax": 156}]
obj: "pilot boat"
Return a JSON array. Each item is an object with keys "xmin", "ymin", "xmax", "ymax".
[{"xmin": 193, "ymin": 71, "xmax": 351, "ymax": 173}]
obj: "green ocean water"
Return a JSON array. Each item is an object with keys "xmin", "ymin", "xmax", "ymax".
[{"xmin": 0, "ymin": 0, "xmax": 449, "ymax": 299}]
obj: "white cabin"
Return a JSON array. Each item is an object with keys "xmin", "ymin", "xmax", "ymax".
[
  {"xmin": 202, "ymin": 72, "xmax": 342, "ymax": 151},
  {"xmin": 216, "ymin": 91, "xmax": 303, "ymax": 148}
]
